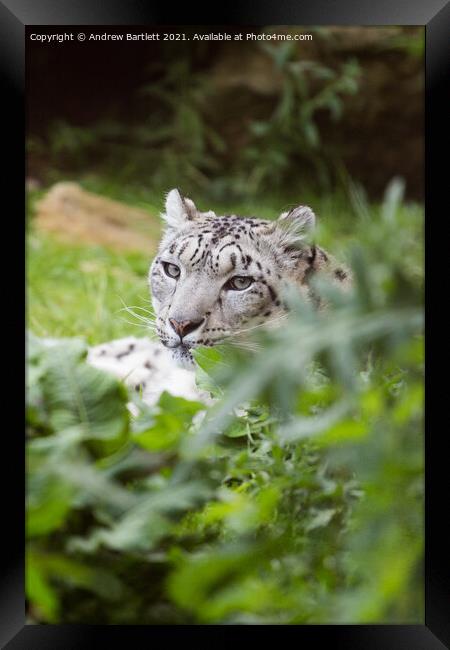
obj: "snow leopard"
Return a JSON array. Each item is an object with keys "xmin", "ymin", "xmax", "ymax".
[{"xmin": 88, "ymin": 189, "xmax": 351, "ymax": 405}]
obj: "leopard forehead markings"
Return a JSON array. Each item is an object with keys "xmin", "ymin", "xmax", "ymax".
[{"xmin": 152, "ymin": 217, "xmax": 282, "ymax": 304}]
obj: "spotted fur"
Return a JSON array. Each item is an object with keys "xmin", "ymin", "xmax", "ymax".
[{"xmin": 87, "ymin": 336, "xmax": 210, "ymax": 406}]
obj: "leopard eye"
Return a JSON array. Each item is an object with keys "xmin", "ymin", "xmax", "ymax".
[
  {"xmin": 226, "ymin": 276, "xmax": 253, "ymax": 291},
  {"xmin": 162, "ymin": 262, "xmax": 180, "ymax": 279}
]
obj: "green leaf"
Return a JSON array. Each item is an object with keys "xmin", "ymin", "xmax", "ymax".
[
  {"xmin": 193, "ymin": 346, "xmax": 225, "ymax": 375},
  {"xmin": 36, "ymin": 551, "xmax": 124, "ymax": 600},
  {"xmin": 133, "ymin": 391, "xmax": 204, "ymax": 451},
  {"xmin": 27, "ymin": 445, "xmax": 75, "ymax": 538},
  {"xmin": 224, "ymin": 421, "xmax": 249, "ymax": 438},
  {"xmin": 26, "ymin": 548, "xmax": 124, "ymax": 622},
  {"xmin": 70, "ymin": 481, "xmax": 208, "ymax": 553},
  {"xmin": 317, "ymin": 418, "xmax": 368, "ymax": 446},
  {"xmin": 27, "ymin": 479, "xmax": 74, "ymax": 538},
  {"xmin": 306, "ymin": 508, "xmax": 337, "ymax": 531},
  {"xmin": 38, "ymin": 341, "xmax": 130, "ymax": 454},
  {"xmin": 26, "ymin": 550, "xmax": 59, "ymax": 622},
  {"xmin": 303, "ymin": 121, "xmax": 320, "ymax": 148}
]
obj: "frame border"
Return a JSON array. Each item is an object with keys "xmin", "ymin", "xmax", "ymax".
[{"xmin": 6, "ymin": 0, "xmax": 448, "ymax": 647}]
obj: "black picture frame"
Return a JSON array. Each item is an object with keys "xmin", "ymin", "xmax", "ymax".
[{"xmin": 5, "ymin": 0, "xmax": 448, "ymax": 647}]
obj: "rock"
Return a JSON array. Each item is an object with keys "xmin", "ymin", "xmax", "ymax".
[{"xmin": 34, "ymin": 182, "xmax": 158, "ymax": 253}]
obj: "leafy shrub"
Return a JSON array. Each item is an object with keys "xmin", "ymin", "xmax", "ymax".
[
  {"xmin": 240, "ymin": 43, "xmax": 360, "ymax": 194},
  {"xmin": 26, "ymin": 180, "xmax": 423, "ymax": 624}
]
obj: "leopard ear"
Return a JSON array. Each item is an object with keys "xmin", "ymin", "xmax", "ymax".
[
  {"xmin": 275, "ymin": 205, "xmax": 316, "ymax": 247},
  {"xmin": 278, "ymin": 205, "xmax": 316, "ymax": 234},
  {"xmin": 274, "ymin": 205, "xmax": 316, "ymax": 250},
  {"xmin": 162, "ymin": 188, "xmax": 198, "ymax": 228}
]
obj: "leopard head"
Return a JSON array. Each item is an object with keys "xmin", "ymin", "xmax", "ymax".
[{"xmin": 149, "ymin": 189, "xmax": 348, "ymax": 365}]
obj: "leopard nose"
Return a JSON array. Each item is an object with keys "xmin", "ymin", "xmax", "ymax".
[{"xmin": 169, "ymin": 318, "xmax": 205, "ymax": 339}]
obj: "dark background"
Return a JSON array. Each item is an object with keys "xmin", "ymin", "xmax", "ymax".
[{"xmin": 26, "ymin": 25, "xmax": 424, "ymax": 201}]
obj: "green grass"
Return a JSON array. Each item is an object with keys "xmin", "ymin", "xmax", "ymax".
[{"xmin": 27, "ymin": 232, "xmax": 153, "ymax": 344}]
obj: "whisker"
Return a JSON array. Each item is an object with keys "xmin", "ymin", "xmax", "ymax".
[
  {"xmin": 116, "ymin": 296, "xmax": 155, "ymax": 320},
  {"xmin": 116, "ymin": 304, "xmax": 155, "ymax": 325},
  {"xmin": 117, "ymin": 308, "xmax": 154, "ymax": 324},
  {"xmin": 232, "ymin": 314, "xmax": 289, "ymax": 337},
  {"xmin": 123, "ymin": 304, "xmax": 155, "ymax": 317},
  {"xmin": 228, "ymin": 339, "xmax": 262, "ymax": 353},
  {"xmin": 117, "ymin": 316, "xmax": 156, "ymax": 331}
]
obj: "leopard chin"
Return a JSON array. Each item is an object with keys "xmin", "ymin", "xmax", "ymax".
[{"xmin": 170, "ymin": 344, "xmax": 195, "ymax": 368}]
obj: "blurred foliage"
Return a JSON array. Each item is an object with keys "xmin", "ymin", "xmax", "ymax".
[
  {"xmin": 26, "ymin": 179, "xmax": 424, "ymax": 624},
  {"xmin": 381, "ymin": 30, "xmax": 425, "ymax": 59},
  {"xmin": 27, "ymin": 26, "xmax": 425, "ymax": 202},
  {"xmin": 240, "ymin": 44, "xmax": 360, "ymax": 193},
  {"xmin": 27, "ymin": 38, "xmax": 361, "ymax": 203}
]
